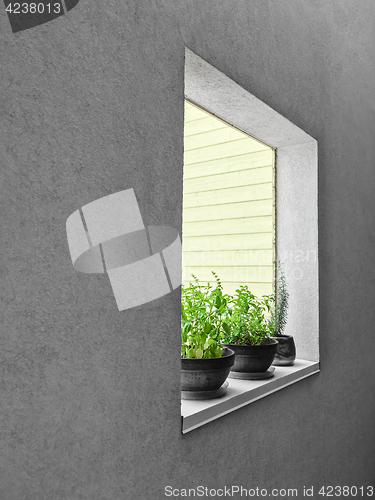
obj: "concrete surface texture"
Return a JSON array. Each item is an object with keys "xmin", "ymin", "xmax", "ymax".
[{"xmin": 1, "ymin": 1, "xmax": 374, "ymax": 498}]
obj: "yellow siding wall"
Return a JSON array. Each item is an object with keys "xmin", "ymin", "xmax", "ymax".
[{"xmin": 182, "ymin": 100, "xmax": 275, "ymax": 298}]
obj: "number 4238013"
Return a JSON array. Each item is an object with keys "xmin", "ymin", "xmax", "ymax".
[
  {"xmin": 6, "ymin": 3, "xmax": 62, "ymax": 14},
  {"xmin": 318, "ymin": 486, "xmax": 373, "ymax": 497}
]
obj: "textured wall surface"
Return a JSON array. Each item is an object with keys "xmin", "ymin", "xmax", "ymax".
[{"xmin": 1, "ymin": 1, "xmax": 374, "ymax": 498}]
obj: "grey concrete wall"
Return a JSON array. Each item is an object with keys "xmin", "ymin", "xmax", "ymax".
[{"xmin": 1, "ymin": 1, "xmax": 374, "ymax": 498}]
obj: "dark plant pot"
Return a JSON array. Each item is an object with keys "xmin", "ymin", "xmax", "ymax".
[
  {"xmin": 181, "ymin": 347, "xmax": 235, "ymax": 393},
  {"xmin": 223, "ymin": 338, "xmax": 278, "ymax": 375},
  {"xmin": 272, "ymin": 335, "xmax": 296, "ymax": 366}
]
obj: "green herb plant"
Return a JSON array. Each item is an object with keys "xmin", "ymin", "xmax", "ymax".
[
  {"xmin": 269, "ymin": 262, "xmax": 289, "ymax": 337},
  {"xmin": 181, "ymin": 273, "xmax": 231, "ymax": 359},
  {"xmin": 220, "ymin": 285, "xmax": 274, "ymax": 346}
]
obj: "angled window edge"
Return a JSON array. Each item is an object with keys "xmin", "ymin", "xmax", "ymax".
[{"xmin": 182, "ymin": 48, "xmax": 319, "ymax": 432}]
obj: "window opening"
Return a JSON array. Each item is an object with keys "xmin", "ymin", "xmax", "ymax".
[
  {"xmin": 181, "ymin": 49, "xmax": 319, "ymax": 433},
  {"xmin": 182, "ymin": 100, "xmax": 276, "ymax": 298}
]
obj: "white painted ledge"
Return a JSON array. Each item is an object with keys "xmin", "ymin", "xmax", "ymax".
[{"xmin": 181, "ymin": 359, "xmax": 319, "ymax": 434}]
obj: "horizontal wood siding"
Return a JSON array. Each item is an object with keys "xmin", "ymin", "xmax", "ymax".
[{"xmin": 182, "ymin": 101, "xmax": 275, "ymax": 298}]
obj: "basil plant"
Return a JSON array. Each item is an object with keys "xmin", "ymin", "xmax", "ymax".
[
  {"xmin": 181, "ymin": 273, "xmax": 231, "ymax": 359},
  {"xmin": 220, "ymin": 285, "xmax": 274, "ymax": 346}
]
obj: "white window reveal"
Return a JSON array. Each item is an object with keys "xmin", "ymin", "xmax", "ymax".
[{"xmin": 181, "ymin": 49, "xmax": 319, "ymax": 433}]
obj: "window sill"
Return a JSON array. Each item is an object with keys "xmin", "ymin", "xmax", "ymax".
[{"xmin": 181, "ymin": 359, "xmax": 319, "ymax": 433}]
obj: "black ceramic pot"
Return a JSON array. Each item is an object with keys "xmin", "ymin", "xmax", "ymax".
[
  {"xmin": 223, "ymin": 338, "xmax": 278, "ymax": 374},
  {"xmin": 272, "ymin": 335, "xmax": 296, "ymax": 366},
  {"xmin": 181, "ymin": 347, "xmax": 235, "ymax": 392}
]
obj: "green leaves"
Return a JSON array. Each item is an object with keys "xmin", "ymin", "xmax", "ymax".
[
  {"xmin": 204, "ymin": 321, "xmax": 212, "ymax": 335},
  {"xmin": 222, "ymin": 322, "xmax": 231, "ymax": 336},
  {"xmin": 181, "ymin": 270, "xmax": 286, "ymax": 354},
  {"xmin": 221, "ymin": 284, "xmax": 274, "ymax": 345},
  {"xmin": 215, "ymin": 294, "xmax": 222, "ymax": 309},
  {"xmin": 181, "ymin": 273, "xmax": 228, "ymax": 359},
  {"xmin": 195, "ymin": 348, "xmax": 204, "ymax": 359},
  {"xmin": 272, "ymin": 263, "xmax": 289, "ymax": 337}
]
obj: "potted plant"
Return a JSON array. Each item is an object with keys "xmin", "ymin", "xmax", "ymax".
[
  {"xmin": 220, "ymin": 285, "xmax": 278, "ymax": 379},
  {"xmin": 268, "ymin": 264, "xmax": 296, "ymax": 366},
  {"xmin": 181, "ymin": 274, "xmax": 235, "ymax": 399}
]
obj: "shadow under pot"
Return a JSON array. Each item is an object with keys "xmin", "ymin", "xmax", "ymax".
[
  {"xmin": 181, "ymin": 347, "xmax": 235, "ymax": 400},
  {"xmin": 271, "ymin": 335, "xmax": 296, "ymax": 366},
  {"xmin": 223, "ymin": 338, "xmax": 278, "ymax": 380}
]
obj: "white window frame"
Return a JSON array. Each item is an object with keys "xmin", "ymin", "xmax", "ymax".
[{"xmin": 181, "ymin": 49, "xmax": 319, "ymax": 433}]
